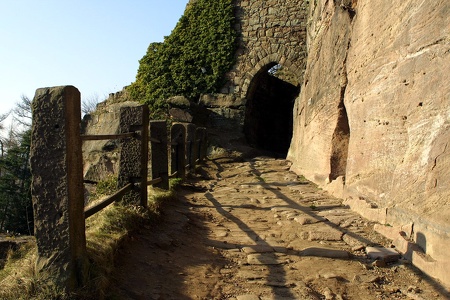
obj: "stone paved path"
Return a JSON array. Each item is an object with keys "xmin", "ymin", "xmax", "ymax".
[{"xmin": 109, "ymin": 156, "xmax": 449, "ymax": 300}]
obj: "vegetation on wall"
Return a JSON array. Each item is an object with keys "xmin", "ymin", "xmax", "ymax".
[{"xmin": 128, "ymin": 0, "xmax": 237, "ymax": 118}]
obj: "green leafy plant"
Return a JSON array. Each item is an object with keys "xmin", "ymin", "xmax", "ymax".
[
  {"xmin": 128, "ymin": 0, "xmax": 237, "ymax": 118},
  {"xmin": 88, "ymin": 175, "xmax": 118, "ymax": 202}
]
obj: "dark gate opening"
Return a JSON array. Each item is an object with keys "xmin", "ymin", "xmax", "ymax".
[{"xmin": 244, "ymin": 64, "xmax": 299, "ymax": 157}]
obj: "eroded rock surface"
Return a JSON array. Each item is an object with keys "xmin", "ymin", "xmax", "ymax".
[{"xmin": 287, "ymin": 0, "xmax": 450, "ymax": 286}]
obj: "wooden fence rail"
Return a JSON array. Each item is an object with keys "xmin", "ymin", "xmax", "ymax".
[
  {"xmin": 84, "ymin": 183, "xmax": 134, "ymax": 219},
  {"xmin": 29, "ymin": 86, "xmax": 207, "ymax": 293}
]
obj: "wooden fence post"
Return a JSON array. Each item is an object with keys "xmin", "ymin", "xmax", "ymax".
[
  {"xmin": 117, "ymin": 105, "xmax": 149, "ymax": 207},
  {"xmin": 170, "ymin": 123, "xmax": 186, "ymax": 179},
  {"xmin": 184, "ymin": 123, "xmax": 196, "ymax": 176},
  {"xmin": 30, "ymin": 86, "xmax": 88, "ymax": 292},
  {"xmin": 150, "ymin": 121, "xmax": 169, "ymax": 190}
]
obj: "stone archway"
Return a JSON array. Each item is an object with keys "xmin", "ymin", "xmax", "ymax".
[{"xmin": 244, "ymin": 63, "xmax": 300, "ymax": 156}]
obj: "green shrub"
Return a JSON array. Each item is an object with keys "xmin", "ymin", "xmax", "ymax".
[{"xmin": 128, "ymin": 0, "xmax": 237, "ymax": 118}]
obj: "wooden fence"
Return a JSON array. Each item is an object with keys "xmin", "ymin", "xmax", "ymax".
[{"xmin": 29, "ymin": 86, "xmax": 207, "ymax": 292}]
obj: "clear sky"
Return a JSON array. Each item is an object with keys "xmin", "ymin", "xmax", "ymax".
[{"xmin": 0, "ymin": 0, "xmax": 189, "ymax": 117}]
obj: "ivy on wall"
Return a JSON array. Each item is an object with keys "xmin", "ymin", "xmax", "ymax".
[{"xmin": 128, "ymin": 0, "xmax": 237, "ymax": 117}]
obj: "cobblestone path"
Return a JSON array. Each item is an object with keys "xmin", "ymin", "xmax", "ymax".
[{"xmin": 109, "ymin": 156, "xmax": 449, "ymax": 300}]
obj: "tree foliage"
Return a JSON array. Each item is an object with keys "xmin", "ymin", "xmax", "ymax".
[
  {"xmin": 0, "ymin": 129, "xmax": 32, "ymax": 235},
  {"xmin": 128, "ymin": 0, "xmax": 237, "ymax": 117},
  {"xmin": 0, "ymin": 97, "xmax": 33, "ymax": 235}
]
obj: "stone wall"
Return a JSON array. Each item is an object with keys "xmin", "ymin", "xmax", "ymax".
[
  {"xmin": 221, "ymin": 0, "xmax": 308, "ymax": 98},
  {"xmin": 198, "ymin": 0, "xmax": 309, "ymax": 134},
  {"xmin": 287, "ymin": 0, "xmax": 450, "ymax": 287}
]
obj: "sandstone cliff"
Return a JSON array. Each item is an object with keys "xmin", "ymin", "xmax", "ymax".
[
  {"xmin": 81, "ymin": 89, "xmax": 139, "ymax": 182},
  {"xmin": 288, "ymin": 0, "xmax": 449, "ymax": 287}
]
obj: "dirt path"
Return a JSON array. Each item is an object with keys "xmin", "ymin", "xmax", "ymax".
[{"xmin": 108, "ymin": 156, "xmax": 449, "ymax": 300}]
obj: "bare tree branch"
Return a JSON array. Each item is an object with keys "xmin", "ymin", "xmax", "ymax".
[
  {"xmin": 13, "ymin": 95, "xmax": 32, "ymax": 128},
  {"xmin": 82, "ymin": 93, "xmax": 101, "ymax": 116}
]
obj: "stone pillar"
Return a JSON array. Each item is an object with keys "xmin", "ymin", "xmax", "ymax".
[
  {"xmin": 184, "ymin": 123, "xmax": 196, "ymax": 176},
  {"xmin": 117, "ymin": 105, "xmax": 149, "ymax": 206},
  {"xmin": 170, "ymin": 123, "xmax": 186, "ymax": 179},
  {"xmin": 30, "ymin": 86, "xmax": 87, "ymax": 291},
  {"xmin": 150, "ymin": 121, "xmax": 169, "ymax": 190},
  {"xmin": 196, "ymin": 127, "xmax": 207, "ymax": 161}
]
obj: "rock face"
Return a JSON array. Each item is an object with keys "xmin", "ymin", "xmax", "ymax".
[
  {"xmin": 288, "ymin": 0, "xmax": 450, "ymax": 287},
  {"xmin": 81, "ymin": 89, "xmax": 139, "ymax": 181}
]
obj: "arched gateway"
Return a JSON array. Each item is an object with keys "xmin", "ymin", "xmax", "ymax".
[{"xmin": 201, "ymin": 0, "xmax": 309, "ymax": 155}]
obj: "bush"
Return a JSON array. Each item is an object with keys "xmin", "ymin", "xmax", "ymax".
[{"xmin": 128, "ymin": 0, "xmax": 237, "ymax": 118}]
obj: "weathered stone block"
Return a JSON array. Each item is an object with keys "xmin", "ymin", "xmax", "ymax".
[
  {"xmin": 150, "ymin": 121, "xmax": 169, "ymax": 190},
  {"xmin": 30, "ymin": 86, "xmax": 87, "ymax": 291},
  {"xmin": 117, "ymin": 105, "xmax": 149, "ymax": 206}
]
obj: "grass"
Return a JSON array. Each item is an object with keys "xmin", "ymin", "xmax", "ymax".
[
  {"xmin": 0, "ymin": 177, "xmax": 181, "ymax": 300},
  {"xmin": 0, "ymin": 242, "xmax": 66, "ymax": 300}
]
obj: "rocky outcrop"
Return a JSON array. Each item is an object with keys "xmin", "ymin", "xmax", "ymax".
[
  {"xmin": 288, "ymin": 0, "xmax": 450, "ymax": 287},
  {"xmin": 81, "ymin": 89, "xmax": 139, "ymax": 181}
]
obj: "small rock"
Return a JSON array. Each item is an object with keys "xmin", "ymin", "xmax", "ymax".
[
  {"xmin": 265, "ymin": 281, "xmax": 287, "ymax": 287},
  {"xmin": 343, "ymin": 233, "xmax": 367, "ymax": 248},
  {"xmin": 237, "ymin": 270, "xmax": 265, "ymax": 280},
  {"xmin": 247, "ymin": 253, "xmax": 282, "ymax": 265},
  {"xmin": 323, "ymin": 287, "xmax": 334, "ymax": 300},
  {"xmin": 352, "ymin": 245, "xmax": 365, "ymax": 252},
  {"xmin": 407, "ymin": 286, "xmax": 421, "ymax": 293},
  {"xmin": 367, "ymin": 276, "xmax": 383, "ymax": 283},
  {"xmin": 372, "ymin": 259, "xmax": 387, "ymax": 267},
  {"xmin": 294, "ymin": 216, "xmax": 321, "ymax": 225},
  {"xmin": 215, "ymin": 231, "xmax": 229, "ymax": 237},
  {"xmin": 242, "ymin": 245, "xmax": 274, "ymax": 254},
  {"xmin": 308, "ymin": 228, "xmax": 343, "ymax": 241},
  {"xmin": 321, "ymin": 273, "xmax": 338, "ymax": 279},
  {"xmin": 366, "ymin": 246, "xmax": 400, "ymax": 263},
  {"xmin": 300, "ymin": 247, "xmax": 350, "ymax": 258}
]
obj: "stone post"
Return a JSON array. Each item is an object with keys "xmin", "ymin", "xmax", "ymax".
[
  {"xmin": 30, "ymin": 86, "xmax": 87, "ymax": 291},
  {"xmin": 196, "ymin": 127, "xmax": 207, "ymax": 162},
  {"xmin": 150, "ymin": 121, "xmax": 169, "ymax": 190},
  {"xmin": 170, "ymin": 123, "xmax": 186, "ymax": 179},
  {"xmin": 117, "ymin": 105, "xmax": 149, "ymax": 207},
  {"xmin": 184, "ymin": 123, "xmax": 196, "ymax": 176}
]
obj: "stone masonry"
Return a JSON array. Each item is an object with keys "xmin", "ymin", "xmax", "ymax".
[
  {"xmin": 194, "ymin": 0, "xmax": 309, "ymax": 132},
  {"xmin": 222, "ymin": 0, "xmax": 308, "ymax": 98}
]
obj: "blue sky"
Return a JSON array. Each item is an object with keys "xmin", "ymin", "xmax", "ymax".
[{"xmin": 0, "ymin": 0, "xmax": 188, "ymax": 117}]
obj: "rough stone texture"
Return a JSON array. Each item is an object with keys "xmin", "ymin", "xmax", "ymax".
[
  {"xmin": 300, "ymin": 247, "xmax": 350, "ymax": 259},
  {"xmin": 366, "ymin": 246, "xmax": 401, "ymax": 263},
  {"xmin": 223, "ymin": 0, "xmax": 308, "ymax": 97},
  {"xmin": 30, "ymin": 86, "xmax": 87, "ymax": 291},
  {"xmin": 195, "ymin": 127, "xmax": 208, "ymax": 161},
  {"xmin": 150, "ymin": 121, "xmax": 169, "ymax": 190},
  {"xmin": 170, "ymin": 123, "xmax": 186, "ymax": 179},
  {"xmin": 184, "ymin": 123, "xmax": 197, "ymax": 175},
  {"xmin": 117, "ymin": 105, "xmax": 149, "ymax": 206},
  {"xmin": 287, "ymin": 0, "xmax": 450, "ymax": 287},
  {"xmin": 81, "ymin": 89, "xmax": 140, "ymax": 181},
  {"xmin": 198, "ymin": 0, "xmax": 308, "ymax": 134}
]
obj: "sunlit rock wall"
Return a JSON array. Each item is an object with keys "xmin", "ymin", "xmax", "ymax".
[{"xmin": 288, "ymin": 0, "xmax": 450, "ymax": 287}]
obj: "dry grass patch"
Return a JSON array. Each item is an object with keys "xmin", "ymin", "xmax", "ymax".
[{"xmin": 0, "ymin": 178, "xmax": 180, "ymax": 299}]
